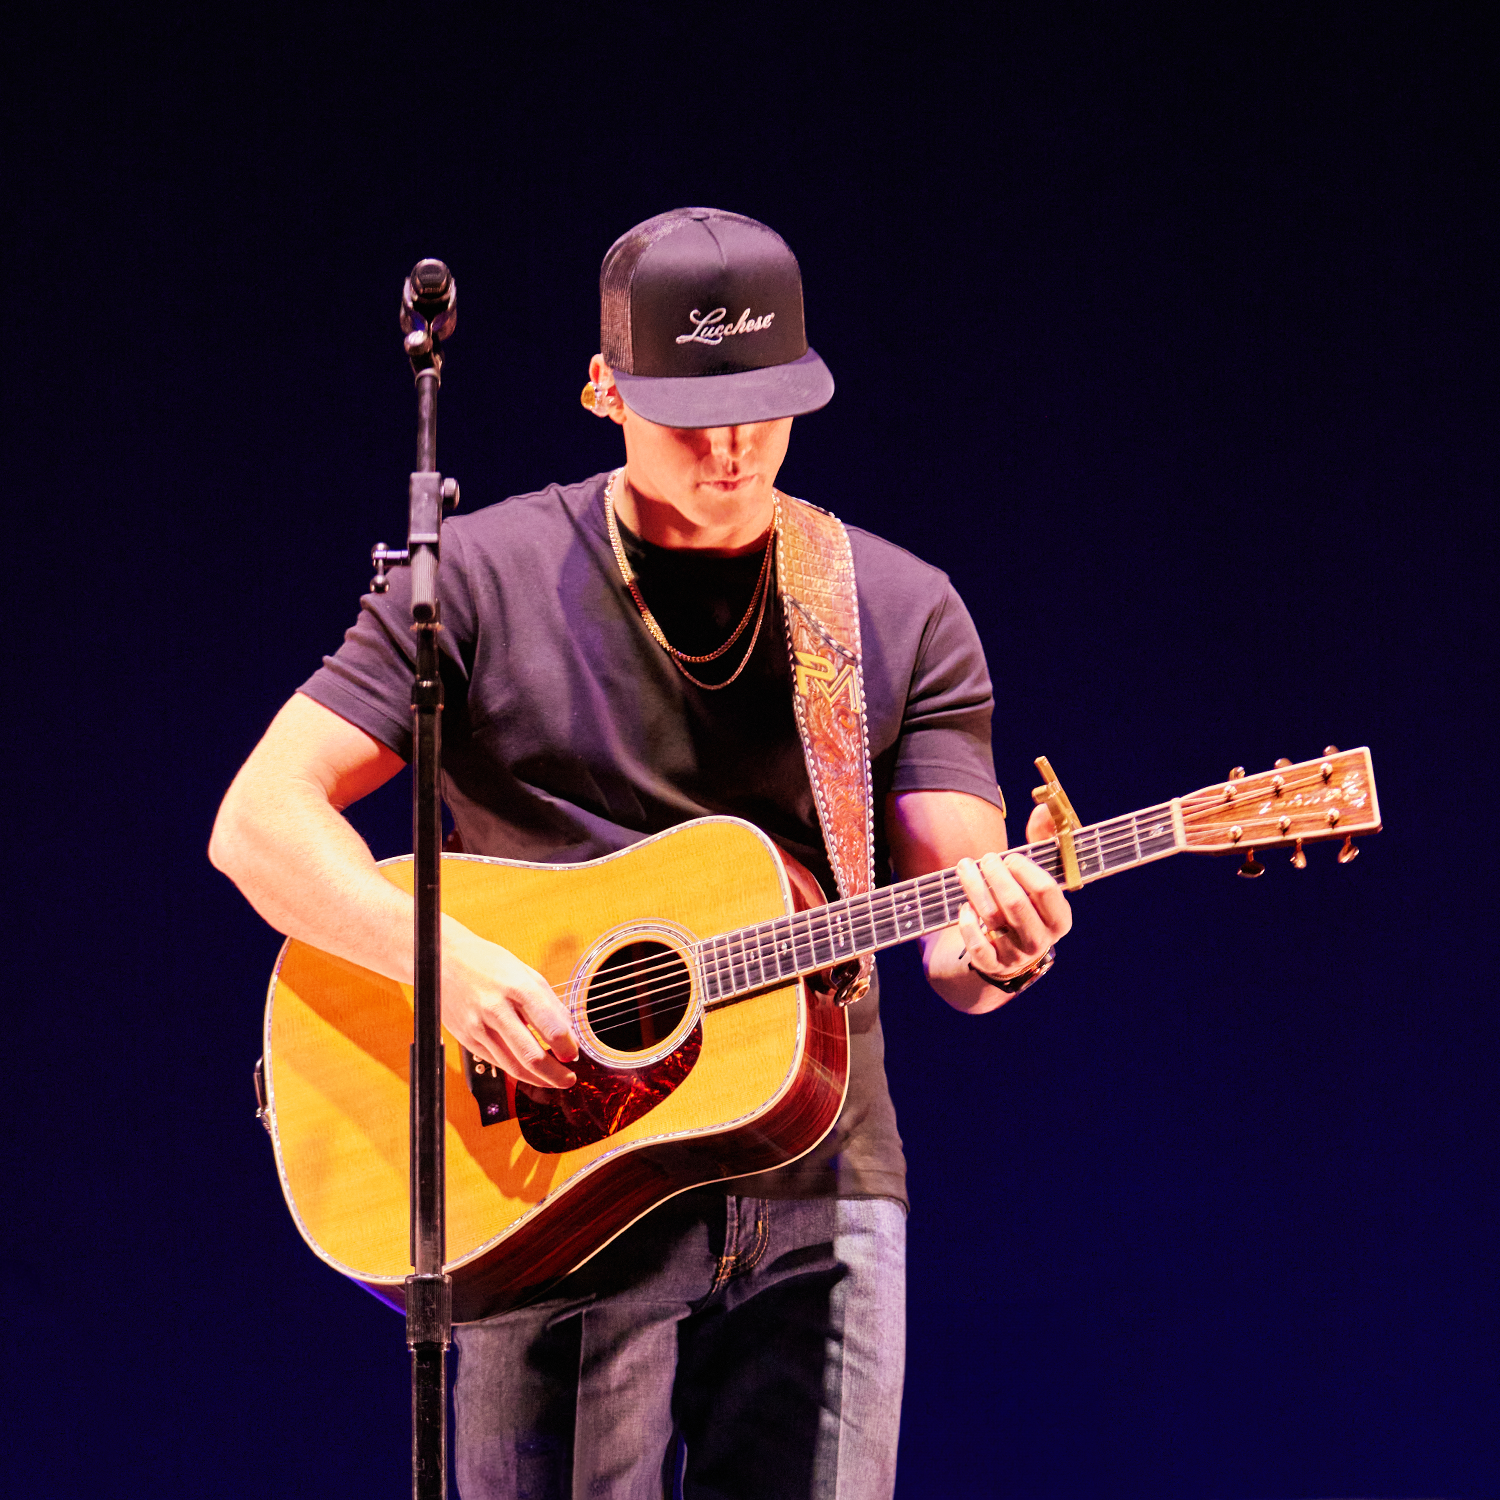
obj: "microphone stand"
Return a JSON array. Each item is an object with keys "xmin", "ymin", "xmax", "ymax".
[{"xmin": 372, "ymin": 258, "xmax": 460, "ymax": 1500}]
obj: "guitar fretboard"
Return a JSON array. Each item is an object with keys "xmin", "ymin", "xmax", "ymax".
[{"xmin": 697, "ymin": 802, "xmax": 1179, "ymax": 1005}]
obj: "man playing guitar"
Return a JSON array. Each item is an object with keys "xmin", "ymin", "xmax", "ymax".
[{"xmin": 211, "ymin": 207, "xmax": 1071, "ymax": 1500}]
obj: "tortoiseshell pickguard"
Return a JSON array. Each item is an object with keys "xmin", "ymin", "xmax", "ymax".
[{"xmin": 514, "ymin": 1025, "xmax": 702, "ymax": 1152}]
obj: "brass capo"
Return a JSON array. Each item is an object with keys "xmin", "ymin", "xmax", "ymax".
[{"xmin": 1032, "ymin": 756, "xmax": 1084, "ymax": 891}]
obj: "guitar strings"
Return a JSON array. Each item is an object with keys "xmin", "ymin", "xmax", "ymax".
[
  {"xmin": 578, "ymin": 868, "xmax": 980, "ymax": 1020},
  {"xmin": 584, "ymin": 882, "xmax": 1153, "ymax": 1041},
  {"xmin": 576, "ymin": 816, "xmax": 1158, "ymax": 1019},
  {"xmin": 569, "ymin": 796, "xmax": 1336, "ymax": 1047},
  {"xmin": 558, "ymin": 783, "xmax": 1343, "ymax": 1036},
  {"xmin": 581, "ymin": 793, "xmax": 1336, "ymax": 1034},
  {"xmin": 576, "ymin": 820, "xmax": 1160, "ymax": 1032},
  {"xmin": 587, "ymin": 983, "xmax": 696, "ymax": 1046}
]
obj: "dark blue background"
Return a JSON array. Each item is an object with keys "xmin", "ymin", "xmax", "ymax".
[{"xmin": 5, "ymin": 4, "xmax": 1494, "ymax": 1496}]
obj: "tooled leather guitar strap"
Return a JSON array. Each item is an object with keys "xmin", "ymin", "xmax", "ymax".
[{"xmin": 776, "ymin": 494, "xmax": 875, "ymax": 1004}]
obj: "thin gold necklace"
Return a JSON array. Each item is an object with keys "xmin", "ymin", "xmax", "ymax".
[{"xmin": 604, "ymin": 468, "xmax": 779, "ymax": 691}]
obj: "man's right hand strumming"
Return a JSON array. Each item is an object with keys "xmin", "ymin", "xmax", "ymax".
[{"xmin": 441, "ymin": 921, "xmax": 578, "ymax": 1089}]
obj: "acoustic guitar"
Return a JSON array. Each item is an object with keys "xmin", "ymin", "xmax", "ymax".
[{"xmin": 257, "ymin": 748, "xmax": 1380, "ymax": 1321}]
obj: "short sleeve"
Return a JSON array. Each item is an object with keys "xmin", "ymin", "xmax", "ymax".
[
  {"xmin": 889, "ymin": 583, "xmax": 1000, "ymax": 807},
  {"xmin": 298, "ymin": 526, "xmax": 478, "ymax": 761}
]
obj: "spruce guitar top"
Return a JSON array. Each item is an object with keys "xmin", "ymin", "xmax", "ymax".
[{"xmin": 258, "ymin": 749, "xmax": 1380, "ymax": 1321}]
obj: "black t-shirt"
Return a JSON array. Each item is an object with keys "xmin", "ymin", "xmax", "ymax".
[{"xmin": 301, "ymin": 471, "xmax": 1001, "ymax": 1206}]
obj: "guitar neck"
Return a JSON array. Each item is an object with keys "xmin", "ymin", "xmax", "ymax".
[{"xmin": 697, "ymin": 800, "xmax": 1181, "ymax": 1005}]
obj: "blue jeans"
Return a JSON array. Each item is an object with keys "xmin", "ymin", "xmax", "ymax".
[{"xmin": 453, "ymin": 1190, "xmax": 906, "ymax": 1500}]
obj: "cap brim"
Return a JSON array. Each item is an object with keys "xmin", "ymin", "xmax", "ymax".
[{"xmin": 611, "ymin": 347, "xmax": 833, "ymax": 427}]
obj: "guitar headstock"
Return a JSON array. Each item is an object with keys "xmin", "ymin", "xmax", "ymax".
[{"xmin": 1179, "ymin": 747, "xmax": 1381, "ymax": 864}]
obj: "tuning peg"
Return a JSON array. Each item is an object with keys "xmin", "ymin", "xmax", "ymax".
[
  {"xmin": 1324, "ymin": 744, "xmax": 1339, "ymax": 755},
  {"xmin": 1337, "ymin": 836, "xmax": 1359, "ymax": 864},
  {"xmin": 1274, "ymin": 757, "xmax": 1292, "ymax": 768},
  {"xmin": 1290, "ymin": 838, "xmax": 1307, "ymax": 869},
  {"xmin": 1228, "ymin": 766, "xmax": 1246, "ymax": 781},
  {"xmin": 1237, "ymin": 849, "xmax": 1264, "ymax": 878}
]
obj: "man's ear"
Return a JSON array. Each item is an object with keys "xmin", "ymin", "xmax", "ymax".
[{"xmin": 587, "ymin": 354, "xmax": 627, "ymax": 424}]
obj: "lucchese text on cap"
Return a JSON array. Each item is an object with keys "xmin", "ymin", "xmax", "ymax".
[{"xmin": 675, "ymin": 307, "xmax": 776, "ymax": 346}]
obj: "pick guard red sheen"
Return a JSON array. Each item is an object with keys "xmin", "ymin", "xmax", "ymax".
[{"xmin": 514, "ymin": 1025, "xmax": 703, "ymax": 1151}]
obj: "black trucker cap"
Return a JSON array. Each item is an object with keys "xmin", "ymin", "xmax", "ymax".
[{"xmin": 600, "ymin": 207, "xmax": 834, "ymax": 428}]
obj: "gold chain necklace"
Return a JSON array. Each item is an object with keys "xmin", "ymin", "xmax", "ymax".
[{"xmin": 604, "ymin": 468, "xmax": 779, "ymax": 691}]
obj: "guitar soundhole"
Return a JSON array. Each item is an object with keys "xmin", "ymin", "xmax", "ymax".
[
  {"xmin": 585, "ymin": 940, "xmax": 692, "ymax": 1056},
  {"xmin": 510, "ymin": 933, "xmax": 702, "ymax": 1152}
]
